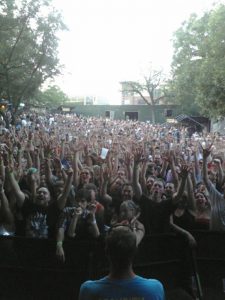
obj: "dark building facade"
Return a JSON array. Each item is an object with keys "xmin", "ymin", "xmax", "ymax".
[{"xmin": 58, "ymin": 104, "xmax": 180, "ymax": 124}]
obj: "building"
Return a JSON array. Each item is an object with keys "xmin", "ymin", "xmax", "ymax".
[{"xmin": 58, "ymin": 104, "xmax": 180, "ymax": 123}]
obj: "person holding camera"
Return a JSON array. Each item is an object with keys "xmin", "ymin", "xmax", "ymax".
[
  {"xmin": 111, "ymin": 200, "xmax": 145, "ymax": 246},
  {"xmin": 56, "ymin": 188, "xmax": 101, "ymax": 262}
]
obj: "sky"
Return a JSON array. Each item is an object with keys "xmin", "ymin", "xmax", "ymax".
[{"xmin": 52, "ymin": 0, "xmax": 221, "ymax": 104}]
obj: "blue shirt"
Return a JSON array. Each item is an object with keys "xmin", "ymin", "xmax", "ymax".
[{"xmin": 79, "ymin": 275, "xmax": 165, "ymax": 300}]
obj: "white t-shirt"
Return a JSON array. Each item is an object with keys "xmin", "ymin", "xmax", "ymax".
[{"xmin": 208, "ymin": 181, "xmax": 225, "ymax": 231}]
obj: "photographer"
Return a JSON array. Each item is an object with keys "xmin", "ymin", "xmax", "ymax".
[{"xmin": 56, "ymin": 188, "xmax": 101, "ymax": 262}]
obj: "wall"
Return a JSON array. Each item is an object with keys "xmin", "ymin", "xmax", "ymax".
[{"xmin": 66, "ymin": 104, "xmax": 180, "ymax": 123}]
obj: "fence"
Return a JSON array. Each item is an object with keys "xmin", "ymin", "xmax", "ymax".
[{"xmin": 0, "ymin": 231, "xmax": 225, "ymax": 299}]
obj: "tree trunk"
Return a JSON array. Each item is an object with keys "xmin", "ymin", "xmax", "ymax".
[{"xmin": 151, "ymin": 105, "xmax": 156, "ymax": 124}]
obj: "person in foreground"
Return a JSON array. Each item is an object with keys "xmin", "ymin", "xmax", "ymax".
[{"xmin": 79, "ymin": 225, "xmax": 165, "ymax": 300}]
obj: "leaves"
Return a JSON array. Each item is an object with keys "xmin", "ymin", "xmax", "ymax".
[
  {"xmin": 0, "ymin": 0, "xmax": 67, "ymax": 112},
  {"xmin": 171, "ymin": 4, "xmax": 225, "ymax": 117},
  {"xmin": 34, "ymin": 85, "xmax": 70, "ymax": 108}
]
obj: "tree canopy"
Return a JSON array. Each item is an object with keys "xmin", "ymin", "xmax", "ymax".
[
  {"xmin": 171, "ymin": 4, "xmax": 225, "ymax": 117},
  {"xmin": 34, "ymin": 85, "xmax": 70, "ymax": 109},
  {"xmin": 0, "ymin": 0, "xmax": 66, "ymax": 114}
]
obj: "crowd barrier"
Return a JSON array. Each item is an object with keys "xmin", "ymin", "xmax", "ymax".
[{"xmin": 0, "ymin": 231, "xmax": 225, "ymax": 299}]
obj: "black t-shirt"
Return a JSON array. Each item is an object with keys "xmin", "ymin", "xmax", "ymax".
[
  {"xmin": 139, "ymin": 194, "xmax": 176, "ymax": 235},
  {"xmin": 22, "ymin": 199, "xmax": 61, "ymax": 239},
  {"xmin": 173, "ymin": 210, "xmax": 195, "ymax": 231}
]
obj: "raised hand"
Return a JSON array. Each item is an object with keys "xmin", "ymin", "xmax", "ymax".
[
  {"xmin": 67, "ymin": 167, "xmax": 74, "ymax": 177},
  {"xmin": 133, "ymin": 147, "xmax": 144, "ymax": 165},
  {"xmin": 54, "ymin": 157, "xmax": 62, "ymax": 170},
  {"xmin": 87, "ymin": 203, "xmax": 97, "ymax": 216},
  {"xmin": 202, "ymin": 146, "xmax": 212, "ymax": 159},
  {"xmin": 73, "ymin": 206, "xmax": 83, "ymax": 217},
  {"xmin": 45, "ymin": 143, "xmax": 52, "ymax": 158},
  {"xmin": 130, "ymin": 212, "xmax": 140, "ymax": 228},
  {"xmin": 102, "ymin": 164, "xmax": 110, "ymax": 182},
  {"xmin": 124, "ymin": 151, "xmax": 133, "ymax": 166},
  {"xmin": 179, "ymin": 164, "xmax": 190, "ymax": 179}
]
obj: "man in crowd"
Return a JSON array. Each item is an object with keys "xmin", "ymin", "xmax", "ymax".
[{"xmin": 203, "ymin": 145, "xmax": 225, "ymax": 231}]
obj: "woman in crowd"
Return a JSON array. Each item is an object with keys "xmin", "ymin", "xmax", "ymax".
[
  {"xmin": 173, "ymin": 171, "xmax": 211, "ymax": 231},
  {"xmin": 111, "ymin": 200, "xmax": 145, "ymax": 246}
]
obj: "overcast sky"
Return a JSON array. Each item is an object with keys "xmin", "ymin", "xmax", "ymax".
[{"xmin": 52, "ymin": 0, "xmax": 221, "ymax": 103}]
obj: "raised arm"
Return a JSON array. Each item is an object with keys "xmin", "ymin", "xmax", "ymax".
[
  {"xmin": 168, "ymin": 151, "xmax": 179, "ymax": 189},
  {"xmin": 202, "ymin": 147, "xmax": 212, "ymax": 190},
  {"xmin": 193, "ymin": 148, "xmax": 201, "ymax": 182},
  {"xmin": 45, "ymin": 156, "xmax": 55, "ymax": 188},
  {"xmin": 111, "ymin": 143, "xmax": 119, "ymax": 176},
  {"xmin": 83, "ymin": 143, "xmax": 93, "ymax": 167},
  {"xmin": 87, "ymin": 202, "xmax": 100, "ymax": 238},
  {"xmin": 132, "ymin": 147, "xmax": 143, "ymax": 200},
  {"xmin": 186, "ymin": 168, "xmax": 197, "ymax": 211},
  {"xmin": 71, "ymin": 144, "xmax": 82, "ymax": 188},
  {"xmin": 139, "ymin": 159, "xmax": 148, "ymax": 195},
  {"xmin": 15, "ymin": 142, "xmax": 24, "ymax": 182},
  {"xmin": 214, "ymin": 158, "xmax": 224, "ymax": 188},
  {"xmin": 60, "ymin": 139, "xmax": 65, "ymax": 161},
  {"xmin": 0, "ymin": 178, "xmax": 14, "ymax": 226},
  {"xmin": 172, "ymin": 164, "xmax": 189, "ymax": 205},
  {"xmin": 57, "ymin": 168, "xmax": 73, "ymax": 210},
  {"xmin": 5, "ymin": 154, "xmax": 26, "ymax": 208},
  {"xmin": 159, "ymin": 153, "xmax": 169, "ymax": 180},
  {"xmin": 99, "ymin": 164, "xmax": 112, "ymax": 206},
  {"xmin": 124, "ymin": 151, "xmax": 133, "ymax": 183},
  {"xmin": 67, "ymin": 208, "xmax": 82, "ymax": 238}
]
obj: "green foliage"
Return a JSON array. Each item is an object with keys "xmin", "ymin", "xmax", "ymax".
[
  {"xmin": 0, "ymin": 0, "xmax": 66, "ymax": 112},
  {"xmin": 34, "ymin": 85, "xmax": 70, "ymax": 108},
  {"xmin": 171, "ymin": 4, "xmax": 225, "ymax": 117}
]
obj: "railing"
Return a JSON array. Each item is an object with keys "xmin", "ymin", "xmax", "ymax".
[{"xmin": 0, "ymin": 231, "xmax": 225, "ymax": 299}]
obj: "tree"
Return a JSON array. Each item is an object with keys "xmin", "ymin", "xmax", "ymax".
[
  {"xmin": 171, "ymin": 4, "xmax": 225, "ymax": 117},
  {"xmin": 0, "ymin": 0, "xmax": 66, "ymax": 120},
  {"xmin": 121, "ymin": 68, "xmax": 165, "ymax": 124},
  {"xmin": 34, "ymin": 85, "xmax": 70, "ymax": 109}
]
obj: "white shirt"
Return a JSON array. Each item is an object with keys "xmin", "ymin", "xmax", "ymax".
[{"xmin": 208, "ymin": 181, "xmax": 225, "ymax": 231}]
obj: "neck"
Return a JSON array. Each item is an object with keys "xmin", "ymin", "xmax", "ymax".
[
  {"xmin": 108, "ymin": 264, "xmax": 135, "ymax": 280},
  {"xmin": 152, "ymin": 193, "xmax": 162, "ymax": 202},
  {"xmin": 196, "ymin": 208, "xmax": 209, "ymax": 217}
]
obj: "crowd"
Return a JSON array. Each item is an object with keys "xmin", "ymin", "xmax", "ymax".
[{"xmin": 0, "ymin": 112, "xmax": 225, "ymax": 295}]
